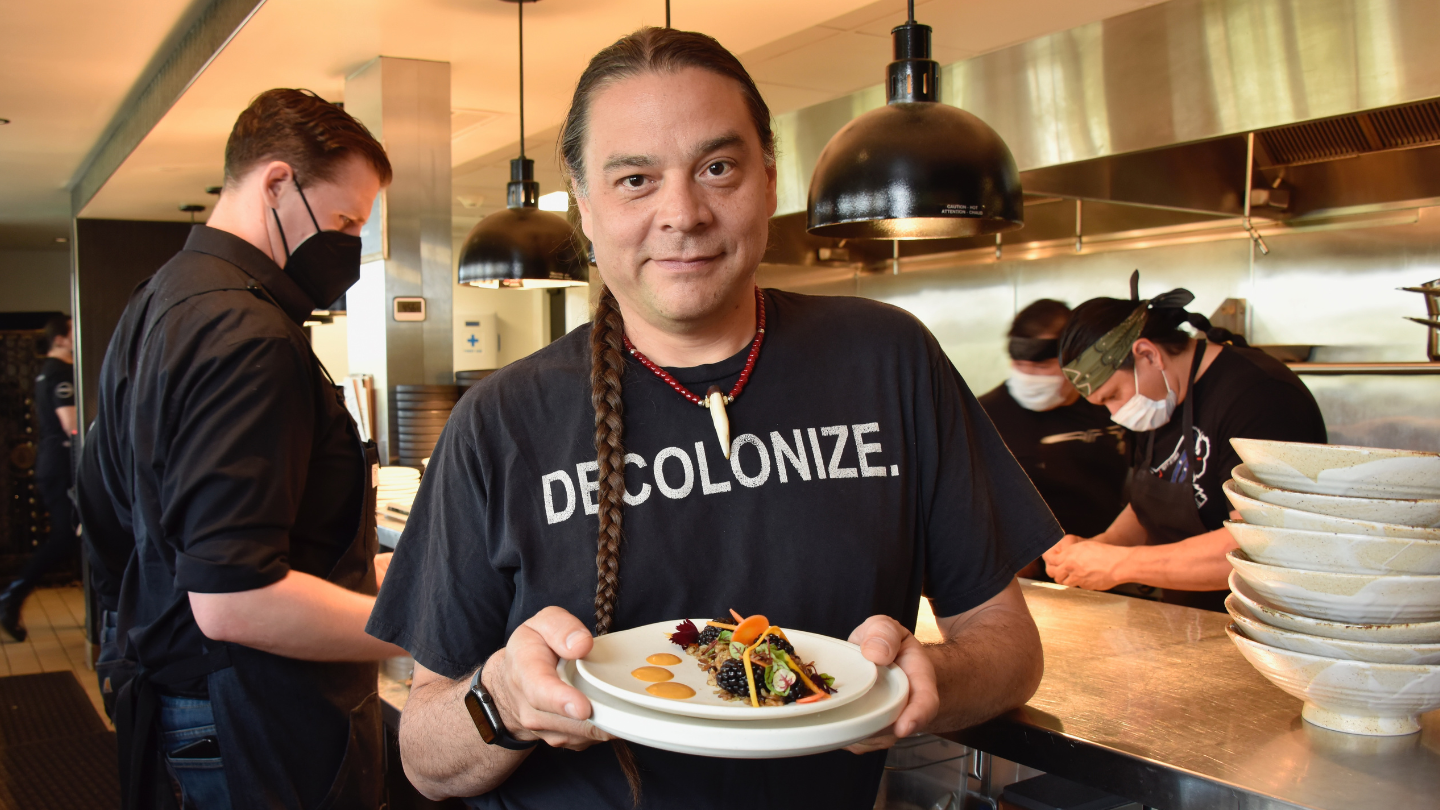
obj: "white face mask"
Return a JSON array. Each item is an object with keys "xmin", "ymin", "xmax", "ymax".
[
  {"xmin": 1007, "ymin": 369, "xmax": 1069, "ymax": 412},
  {"xmin": 1111, "ymin": 362, "xmax": 1177, "ymax": 432}
]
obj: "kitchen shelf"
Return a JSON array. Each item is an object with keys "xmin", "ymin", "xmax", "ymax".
[{"xmin": 1287, "ymin": 362, "xmax": 1440, "ymax": 375}]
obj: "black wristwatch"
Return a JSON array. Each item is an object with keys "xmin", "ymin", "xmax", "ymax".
[{"xmin": 464, "ymin": 662, "xmax": 537, "ymax": 750}]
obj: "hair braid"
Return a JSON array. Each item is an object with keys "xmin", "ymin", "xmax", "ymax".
[
  {"xmin": 589, "ymin": 286, "xmax": 643, "ymax": 804},
  {"xmin": 591, "ymin": 286, "xmax": 628, "ymax": 635}
]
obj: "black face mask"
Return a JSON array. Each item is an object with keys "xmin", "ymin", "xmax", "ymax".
[{"xmin": 272, "ymin": 180, "xmax": 364, "ymax": 309}]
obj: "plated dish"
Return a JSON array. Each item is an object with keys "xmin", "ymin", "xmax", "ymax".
[{"xmin": 576, "ymin": 618, "xmax": 877, "ymax": 721}]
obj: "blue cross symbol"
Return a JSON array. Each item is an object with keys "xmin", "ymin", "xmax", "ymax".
[{"xmin": 467, "ymin": 334, "xmax": 479, "ymax": 347}]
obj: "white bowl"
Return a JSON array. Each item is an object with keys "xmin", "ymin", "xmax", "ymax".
[
  {"xmin": 1227, "ymin": 550, "xmax": 1440, "ymax": 624},
  {"xmin": 1229, "ymin": 572, "xmax": 1440, "ymax": 644},
  {"xmin": 1230, "ymin": 438, "xmax": 1440, "ymax": 500},
  {"xmin": 1227, "ymin": 625, "xmax": 1440, "ymax": 735},
  {"xmin": 1222, "ymin": 480, "xmax": 1440, "ymax": 540},
  {"xmin": 1225, "ymin": 521, "xmax": 1440, "ymax": 576},
  {"xmin": 1231, "ymin": 466, "xmax": 1440, "ymax": 529},
  {"xmin": 1227, "ymin": 596, "xmax": 1440, "ymax": 665}
]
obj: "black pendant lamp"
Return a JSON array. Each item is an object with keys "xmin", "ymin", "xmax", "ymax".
[
  {"xmin": 806, "ymin": 2, "xmax": 1023, "ymax": 240},
  {"xmin": 457, "ymin": 0, "xmax": 588, "ymax": 288}
]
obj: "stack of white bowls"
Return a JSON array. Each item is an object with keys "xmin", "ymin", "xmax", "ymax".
[
  {"xmin": 377, "ymin": 465, "xmax": 421, "ymax": 516},
  {"xmin": 1222, "ymin": 438, "xmax": 1440, "ymax": 736}
]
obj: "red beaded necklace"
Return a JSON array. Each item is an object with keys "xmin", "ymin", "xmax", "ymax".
[{"xmin": 623, "ymin": 286, "xmax": 766, "ymax": 458}]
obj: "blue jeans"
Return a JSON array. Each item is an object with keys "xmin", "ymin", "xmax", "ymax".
[{"xmin": 159, "ymin": 695, "xmax": 233, "ymax": 810}]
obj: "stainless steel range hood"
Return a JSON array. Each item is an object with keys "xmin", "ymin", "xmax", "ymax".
[{"xmin": 766, "ymin": 0, "xmax": 1440, "ymax": 267}]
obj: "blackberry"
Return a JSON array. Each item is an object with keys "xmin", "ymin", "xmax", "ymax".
[
  {"xmin": 715, "ymin": 659, "xmax": 751, "ymax": 697},
  {"xmin": 696, "ymin": 625, "xmax": 721, "ymax": 646},
  {"xmin": 766, "ymin": 634, "xmax": 794, "ymax": 656}
]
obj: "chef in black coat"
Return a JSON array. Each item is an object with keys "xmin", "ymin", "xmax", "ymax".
[
  {"xmin": 1043, "ymin": 274, "xmax": 1326, "ymax": 611},
  {"xmin": 78, "ymin": 89, "xmax": 406, "ymax": 810},
  {"xmin": 0, "ymin": 315, "xmax": 78, "ymax": 641},
  {"xmin": 979, "ymin": 300, "xmax": 1128, "ymax": 578}
]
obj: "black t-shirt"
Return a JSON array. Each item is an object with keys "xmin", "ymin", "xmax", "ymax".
[
  {"xmin": 368, "ymin": 290, "xmax": 1061, "ymax": 810},
  {"xmin": 34, "ymin": 356, "xmax": 75, "ymax": 475},
  {"xmin": 1142, "ymin": 345, "xmax": 1327, "ymax": 531},
  {"xmin": 78, "ymin": 226, "xmax": 367, "ymax": 692},
  {"xmin": 978, "ymin": 385, "xmax": 1128, "ymax": 537}
]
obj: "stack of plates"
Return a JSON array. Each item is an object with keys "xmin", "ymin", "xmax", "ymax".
[
  {"xmin": 1222, "ymin": 439, "xmax": 1440, "ymax": 736},
  {"xmin": 394, "ymin": 384, "xmax": 458, "ymax": 466},
  {"xmin": 563, "ymin": 619, "xmax": 908, "ymax": 758},
  {"xmin": 376, "ymin": 465, "xmax": 420, "ymax": 512}
]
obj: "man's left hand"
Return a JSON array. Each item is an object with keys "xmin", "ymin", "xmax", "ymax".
[
  {"xmin": 1045, "ymin": 538, "xmax": 1125, "ymax": 591},
  {"xmin": 842, "ymin": 615, "xmax": 937, "ymax": 754}
]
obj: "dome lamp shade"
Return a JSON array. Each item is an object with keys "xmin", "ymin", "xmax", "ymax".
[
  {"xmin": 806, "ymin": 10, "xmax": 1024, "ymax": 240},
  {"xmin": 457, "ymin": 157, "xmax": 588, "ymax": 288}
]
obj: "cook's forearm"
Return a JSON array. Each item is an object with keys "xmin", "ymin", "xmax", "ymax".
[
  {"xmin": 189, "ymin": 570, "xmax": 407, "ymax": 660},
  {"xmin": 1095, "ymin": 505, "xmax": 1147, "ymax": 546},
  {"xmin": 1113, "ymin": 526, "xmax": 1237, "ymax": 590},
  {"xmin": 925, "ymin": 582, "xmax": 1043, "ymax": 734},
  {"xmin": 399, "ymin": 662, "xmax": 531, "ymax": 800}
]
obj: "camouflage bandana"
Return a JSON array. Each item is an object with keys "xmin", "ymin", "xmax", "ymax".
[{"xmin": 1062, "ymin": 303, "xmax": 1147, "ymax": 397}]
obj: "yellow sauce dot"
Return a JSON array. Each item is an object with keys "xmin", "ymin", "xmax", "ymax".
[
  {"xmin": 631, "ymin": 666, "xmax": 674, "ymax": 682},
  {"xmin": 645, "ymin": 653, "xmax": 682, "ymax": 666},
  {"xmin": 646, "ymin": 682, "xmax": 696, "ymax": 700}
]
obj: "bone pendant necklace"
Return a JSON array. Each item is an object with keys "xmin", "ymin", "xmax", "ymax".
[{"xmin": 623, "ymin": 287, "xmax": 766, "ymax": 459}]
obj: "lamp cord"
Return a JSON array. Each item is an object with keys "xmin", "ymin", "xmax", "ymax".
[
  {"xmin": 665, "ymin": 0, "xmax": 670, "ymax": 27},
  {"xmin": 517, "ymin": 0, "xmax": 525, "ymax": 159},
  {"xmin": 907, "ymin": 0, "xmax": 914, "ymax": 23}
]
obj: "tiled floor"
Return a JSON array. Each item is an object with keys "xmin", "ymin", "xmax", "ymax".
[{"xmin": 0, "ymin": 585, "xmax": 107, "ymax": 726}]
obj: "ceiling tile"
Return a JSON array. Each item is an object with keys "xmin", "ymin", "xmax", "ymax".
[{"xmin": 748, "ymin": 31, "xmax": 894, "ymax": 95}]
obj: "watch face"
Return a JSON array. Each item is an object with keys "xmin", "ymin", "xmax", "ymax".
[{"xmin": 464, "ymin": 688, "xmax": 498, "ymax": 744}]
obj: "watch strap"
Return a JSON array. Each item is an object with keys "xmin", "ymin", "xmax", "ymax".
[{"xmin": 465, "ymin": 663, "xmax": 538, "ymax": 750}]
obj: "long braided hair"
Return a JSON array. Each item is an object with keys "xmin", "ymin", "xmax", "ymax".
[{"xmin": 557, "ymin": 26, "xmax": 775, "ymax": 801}]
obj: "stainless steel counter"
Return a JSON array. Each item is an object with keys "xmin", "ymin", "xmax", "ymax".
[{"xmin": 948, "ymin": 581, "xmax": 1440, "ymax": 810}]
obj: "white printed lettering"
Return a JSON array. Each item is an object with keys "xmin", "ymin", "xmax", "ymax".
[
  {"xmin": 853, "ymin": 422, "xmax": 886, "ymax": 477},
  {"xmin": 821, "ymin": 425, "xmax": 859, "ymax": 478},
  {"xmin": 654, "ymin": 446, "xmax": 695, "ymax": 499},
  {"xmin": 890, "ymin": 464, "xmax": 899, "ymax": 476},
  {"xmin": 694, "ymin": 442, "xmax": 732, "ymax": 495},
  {"xmin": 623, "ymin": 452, "xmax": 651, "ymax": 506},
  {"xmin": 542, "ymin": 470, "xmax": 576, "ymax": 524},
  {"xmin": 807, "ymin": 428, "xmax": 828, "ymax": 480},
  {"xmin": 576, "ymin": 461, "xmax": 600, "ymax": 515},
  {"xmin": 730, "ymin": 434, "xmax": 771, "ymax": 488},
  {"xmin": 770, "ymin": 430, "xmax": 811, "ymax": 483}
]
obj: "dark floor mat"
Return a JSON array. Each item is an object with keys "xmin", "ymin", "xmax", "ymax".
[
  {"xmin": 0, "ymin": 730, "xmax": 120, "ymax": 810},
  {"xmin": 0, "ymin": 672, "xmax": 105, "ymax": 747},
  {"xmin": 0, "ymin": 673, "xmax": 117, "ymax": 809}
]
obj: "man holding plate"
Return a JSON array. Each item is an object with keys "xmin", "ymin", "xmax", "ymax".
[{"xmin": 369, "ymin": 27, "xmax": 1057, "ymax": 809}]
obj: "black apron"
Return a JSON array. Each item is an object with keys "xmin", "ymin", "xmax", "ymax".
[
  {"xmin": 1127, "ymin": 341, "xmax": 1228, "ymax": 613},
  {"xmin": 116, "ymin": 264, "xmax": 383, "ymax": 810}
]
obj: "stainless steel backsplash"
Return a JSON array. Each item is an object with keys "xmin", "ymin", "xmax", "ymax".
[{"xmin": 760, "ymin": 207, "xmax": 1440, "ymax": 452}]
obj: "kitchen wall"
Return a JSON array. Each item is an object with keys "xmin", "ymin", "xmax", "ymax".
[
  {"xmin": 761, "ymin": 206, "xmax": 1440, "ymax": 452},
  {"xmin": 0, "ymin": 249, "xmax": 70, "ymax": 313}
]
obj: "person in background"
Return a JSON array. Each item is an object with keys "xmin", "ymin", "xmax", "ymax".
[
  {"xmin": 78, "ymin": 89, "xmax": 404, "ymax": 809},
  {"xmin": 1043, "ymin": 273, "xmax": 1326, "ymax": 611},
  {"xmin": 979, "ymin": 300, "xmax": 1128, "ymax": 580},
  {"xmin": 0, "ymin": 315, "xmax": 78, "ymax": 641}
]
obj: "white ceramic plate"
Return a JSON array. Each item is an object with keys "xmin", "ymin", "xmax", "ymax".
[
  {"xmin": 1230, "ymin": 438, "xmax": 1440, "ymax": 500},
  {"xmin": 1227, "ymin": 624, "xmax": 1440, "ymax": 736},
  {"xmin": 560, "ymin": 658, "xmax": 907, "ymax": 758},
  {"xmin": 576, "ymin": 620, "xmax": 877, "ymax": 720},
  {"xmin": 1229, "ymin": 572, "xmax": 1440, "ymax": 644},
  {"xmin": 1222, "ymin": 480, "xmax": 1440, "ymax": 540},
  {"xmin": 1231, "ymin": 465, "xmax": 1440, "ymax": 528},
  {"xmin": 1227, "ymin": 596, "xmax": 1440, "ymax": 665},
  {"xmin": 1228, "ymin": 550, "xmax": 1440, "ymax": 624},
  {"xmin": 1225, "ymin": 520, "xmax": 1440, "ymax": 576}
]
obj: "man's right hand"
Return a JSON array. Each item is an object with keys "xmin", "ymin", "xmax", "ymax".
[{"xmin": 483, "ymin": 606, "xmax": 612, "ymax": 751}]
